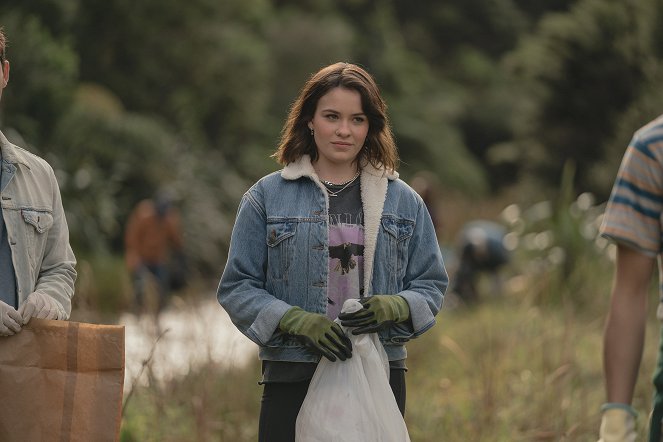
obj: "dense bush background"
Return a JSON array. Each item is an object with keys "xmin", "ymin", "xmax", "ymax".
[{"xmin": 2, "ymin": 0, "xmax": 662, "ymax": 271}]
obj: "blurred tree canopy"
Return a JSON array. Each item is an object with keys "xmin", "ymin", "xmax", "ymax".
[{"xmin": 0, "ymin": 0, "xmax": 662, "ymax": 273}]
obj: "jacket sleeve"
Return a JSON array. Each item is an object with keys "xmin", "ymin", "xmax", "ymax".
[
  {"xmin": 216, "ymin": 188, "xmax": 292, "ymax": 346},
  {"xmin": 396, "ymin": 198, "xmax": 447, "ymax": 337},
  {"xmin": 32, "ymin": 167, "xmax": 77, "ymax": 318}
]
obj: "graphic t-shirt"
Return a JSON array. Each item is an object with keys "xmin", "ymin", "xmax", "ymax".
[{"xmin": 326, "ymin": 178, "xmax": 364, "ymax": 320}]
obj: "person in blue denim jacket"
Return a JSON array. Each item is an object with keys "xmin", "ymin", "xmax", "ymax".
[
  {"xmin": 0, "ymin": 27, "xmax": 77, "ymax": 337},
  {"xmin": 217, "ymin": 62, "xmax": 447, "ymax": 441}
]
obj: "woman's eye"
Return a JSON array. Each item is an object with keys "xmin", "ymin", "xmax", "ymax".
[
  {"xmin": 325, "ymin": 114, "xmax": 338, "ymax": 120},
  {"xmin": 353, "ymin": 117, "xmax": 366, "ymax": 123}
]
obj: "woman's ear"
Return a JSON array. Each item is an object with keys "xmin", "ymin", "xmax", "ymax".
[{"xmin": 1, "ymin": 60, "xmax": 9, "ymax": 87}]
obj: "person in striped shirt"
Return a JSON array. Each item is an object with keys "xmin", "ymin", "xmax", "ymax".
[{"xmin": 599, "ymin": 114, "xmax": 663, "ymax": 441}]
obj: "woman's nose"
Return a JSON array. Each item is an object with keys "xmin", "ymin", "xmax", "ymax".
[{"xmin": 336, "ymin": 121, "xmax": 350, "ymax": 136}]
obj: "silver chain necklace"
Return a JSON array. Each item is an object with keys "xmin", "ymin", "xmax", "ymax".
[{"xmin": 321, "ymin": 171, "xmax": 360, "ymax": 197}]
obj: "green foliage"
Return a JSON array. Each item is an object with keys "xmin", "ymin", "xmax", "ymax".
[
  {"xmin": 51, "ymin": 83, "xmax": 248, "ymax": 273},
  {"xmin": 361, "ymin": 4, "xmax": 490, "ymax": 194},
  {"xmin": 593, "ymin": 70, "xmax": 663, "ymax": 200},
  {"xmin": 265, "ymin": 10, "xmax": 356, "ymax": 117},
  {"xmin": 588, "ymin": 0, "xmax": 663, "ymax": 199},
  {"xmin": 506, "ymin": 0, "xmax": 648, "ymax": 192},
  {"xmin": 72, "ymin": 0, "xmax": 275, "ymax": 165},
  {"xmin": 72, "ymin": 252, "xmax": 132, "ymax": 315},
  {"xmin": 50, "ymin": 84, "xmax": 179, "ymax": 253},
  {"xmin": 1, "ymin": 0, "xmax": 663, "ymax": 269},
  {"xmin": 392, "ymin": 0, "xmax": 529, "ymax": 62},
  {"xmin": 1, "ymin": 12, "xmax": 78, "ymax": 145},
  {"xmin": 500, "ymin": 160, "xmax": 611, "ymax": 307},
  {"xmin": 0, "ymin": 0, "xmax": 79, "ymax": 35}
]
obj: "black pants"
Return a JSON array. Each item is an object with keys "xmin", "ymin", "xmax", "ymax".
[{"xmin": 258, "ymin": 368, "xmax": 406, "ymax": 442}]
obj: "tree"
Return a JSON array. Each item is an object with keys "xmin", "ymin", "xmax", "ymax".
[
  {"xmin": 506, "ymin": 0, "xmax": 647, "ymax": 193},
  {"xmin": 0, "ymin": 12, "xmax": 78, "ymax": 146}
]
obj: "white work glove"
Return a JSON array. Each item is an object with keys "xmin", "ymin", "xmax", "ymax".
[
  {"xmin": 0, "ymin": 300, "xmax": 22, "ymax": 336},
  {"xmin": 18, "ymin": 292, "xmax": 65, "ymax": 324},
  {"xmin": 598, "ymin": 403, "xmax": 637, "ymax": 442}
]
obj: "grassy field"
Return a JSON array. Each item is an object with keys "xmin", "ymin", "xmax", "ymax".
[
  {"xmin": 116, "ymin": 280, "xmax": 662, "ymax": 442},
  {"xmin": 404, "ymin": 295, "xmax": 660, "ymax": 441}
]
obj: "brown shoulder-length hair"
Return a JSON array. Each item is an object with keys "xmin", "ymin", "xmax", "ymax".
[{"xmin": 272, "ymin": 62, "xmax": 399, "ymax": 172}]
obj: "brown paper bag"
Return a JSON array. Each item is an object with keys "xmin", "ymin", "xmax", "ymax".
[{"xmin": 0, "ymin": 318, "xmax": 125, "ymax": 442}]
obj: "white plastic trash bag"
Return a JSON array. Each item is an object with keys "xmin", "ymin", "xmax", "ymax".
[{"xmin": 295, "ymin": 299, "xmax": 411, "ymax": 442}]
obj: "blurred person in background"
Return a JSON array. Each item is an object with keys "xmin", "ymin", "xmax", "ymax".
[
  {"xmin": 598, "ymin": 114, "xmax": 663, "ymax": 441},
  {"xmin": 450, "ymin": 219, "xmax": 509, "ymax": 305},
  {"xmin": 0, "ymin": 26, "xmax": 77, "ymax": 336},
  {"xmin": 217, "ymin": 62, "xmax": 447, "ymax": 441},
  {"xmin": 124, "ymin": 190, "xmax": 184, "ymax": 313}
]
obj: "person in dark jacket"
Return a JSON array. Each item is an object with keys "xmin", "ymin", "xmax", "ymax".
[{"xmin": 451, "ymin": 220, "xmax": 509, "ymax": 304}]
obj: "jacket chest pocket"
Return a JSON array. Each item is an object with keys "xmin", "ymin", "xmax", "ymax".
[
  {"xmin": 380, "ymin": 217, "xmax": 414, "ymax": 277},
  {"xmin": 21, "ymin": 209, "xmax": 54, "ymax": 265},
  {"xmin": 266, "ymin": 221, "xmax": 297, "ymax": 281}
]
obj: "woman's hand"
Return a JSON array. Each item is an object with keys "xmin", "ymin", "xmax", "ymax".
[
  {"xmin": 279, "ymin": 307, "xmax": 352, "ymax": 361},
  {"xmin": 339, "ymin": 295, "xmax": 410, "ymax": 335}
]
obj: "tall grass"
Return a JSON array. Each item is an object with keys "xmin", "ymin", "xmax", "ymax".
[
  {"xmin": 117, "ymin": 286, "xmax": 662, "ymax": 441},
  {"xmin": 121, "ymin": 361, "xmax": 262, "ymax": 441},
  {"xmin": 405, "ymin": 295, "xmax": 659, "ymax": 441},
  {"xmin": 71, "ymin": 252, "xmax": 133, "ymax": 323}
]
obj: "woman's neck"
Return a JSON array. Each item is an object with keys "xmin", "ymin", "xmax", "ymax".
[{"xmin": 313, "ymin": 162, "xmax": 360, "ymax": 185}]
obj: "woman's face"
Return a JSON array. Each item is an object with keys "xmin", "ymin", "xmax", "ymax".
[{"xmin": 308, "ymin": 87, "xmax": 369, "ymax": 173}]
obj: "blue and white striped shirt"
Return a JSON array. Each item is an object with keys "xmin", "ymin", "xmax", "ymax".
[{"xmin": 600, "ymin": 114, "xmax": 663, "ymax": 303}]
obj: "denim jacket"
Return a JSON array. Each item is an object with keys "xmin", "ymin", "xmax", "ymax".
[
  {"xmin": 0, "ymin": 131, "xmax": 76, "ymax": 317},
  {"xmin": 217, "ymin": 155, "xmax": 447, "ymax": 362}
]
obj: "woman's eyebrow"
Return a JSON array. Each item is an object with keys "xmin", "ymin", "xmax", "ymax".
[{"xmin": 320, "ymin": 108, "xmax": 366, "ymax": 116}]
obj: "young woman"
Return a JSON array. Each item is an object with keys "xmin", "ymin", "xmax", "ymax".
[{"xmin": 217, "ymin": 62, "xmax": 447, "ymax": 441}]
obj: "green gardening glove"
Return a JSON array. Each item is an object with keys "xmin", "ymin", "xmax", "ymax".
[
  {"xmin": 338, "ymin": 295, "xmax": 410, "ymax": 335},
  {"xmin": 279, "ymin": 307, "xmax": 352, "ymax": 362}
]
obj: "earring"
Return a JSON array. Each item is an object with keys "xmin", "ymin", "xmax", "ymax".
[{"xmin": 310, "ymin": 128, "xmax": 314, "ymax": 136}]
